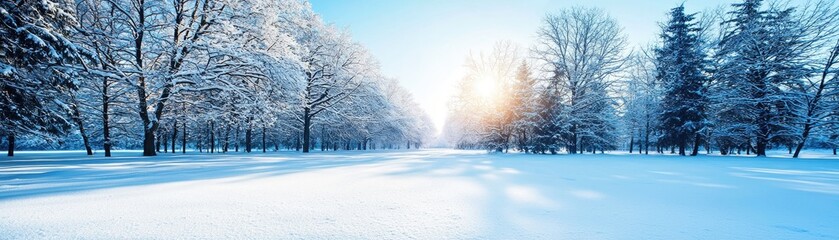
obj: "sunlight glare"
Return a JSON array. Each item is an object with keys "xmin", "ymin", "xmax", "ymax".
[{"xmin": 474, "ymin": 77, "xmax": 498, "ymax": 102}]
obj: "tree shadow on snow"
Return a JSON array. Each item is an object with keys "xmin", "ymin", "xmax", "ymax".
[{"xmin": 0, "ymin": 150, "xmax": 427, "ymax": 200}]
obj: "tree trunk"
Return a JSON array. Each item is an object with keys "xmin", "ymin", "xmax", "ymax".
[
  {"xmin": 569, "ymin": 125, "xmax": 578, "ymax": 154},
  {"xmin": 302, "ymin": 108, "xmax": 311, "ymax": 153},
  {"xmin": 223, "ymin": 125, "xmax": 229, "ymax": 153},
  {"xmin": 690, "ymin": 134, "xmax": 700, "ymax": 156},
  {"xmin": 162, "ymin": 132, "xmax": 168, "ymax": 153},
  {"xmin": 171, "ymin": 120, "xmax": 178, "ymax": 154},
  {"xmin": 320, "ymin": 125, "xmax": 326, "ymax": 151},
  {"xmin": 644, "ymin": 121, "xmax": 650, "ymax": 155},
  {"xmin": 6, "ymin": 133, "xmax": 14, "ymax": 157},
  {"xmin": 80, "ymin": 123, "xmax": 92, "ymax": 156},
  {"xmin": 70, "ymin": 101, "xmax": 93, "ymax": 156},
  {"xmin": 579, "ymin": 141, "xmax": 585, "ymax": 155},
  {"xmin": 102, "ymin": 77, "xmax": 112, "ymax": 157},
  {"xmin": 756, "ymin": 115, "xmax": 769, "ymax": 157},
  {"xmin": 629, "ymin": 133, "xmax": 635, "ymax": 153},
  {"xmin": 793, "ymin": 134, "xmax": 808, "ymax": 158},
  {"xmin": 705, "ymin": 132, "xmax": 711, "ymax": 154},
  {"xmin": 143, "ymin": 129, "xmax": 156, "ymax": 156},
  {"xmin": 209, "ymin": 121, "xmax": 215, "ymax": 153},
  {"xmin": 182, "ymin": 120, "xmax": 187, "ymax": 154},
  {"xmin": 135, "ymin": 4, "xmax": 157, "ymax": 157},
  {"xmin": 262, "ymin": 126, "xmax": 266, "ymax": 153},
  {"xmin": 245, "ymin": 118, "xmax": 252, "ymax": 153},
  {"xmin": 156, "ymin": 132, "xmax": 162, "ymax": 152},
  {"xmin": 295, "ymin": 135, "xmax": 301, "ymax": 151},
  {"xmin": 755, "ymin": 140, "xmax": 767, "ymax": 157}
]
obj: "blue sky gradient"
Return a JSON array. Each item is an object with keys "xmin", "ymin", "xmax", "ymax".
[{"xmin": 308, "ymin": 0, "xmax": 794, "ymax": 134}]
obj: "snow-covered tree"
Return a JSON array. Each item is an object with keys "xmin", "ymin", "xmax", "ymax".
[
  {"xmin": 534, "ymin": 6, "xmax": 628, "ymax": 154},
  {"xmin": 2, "ymin": 0, "xmax": 430, "ymax": 156},
  {"xmin": 655, "ymin": 4, "xmax": 709, "ymax": 156},
  {"xmin": 712, "ymin": 0, "xmax": 838, "ymax": 156},
  {"xmin": 794, "ymin": 39, "xmax": 839, "ymax": 157},
  {"xmin": 1, "ymin": 0, "xmax": 84, "ymax": 156},
  {"xmin": 509, "ymin": 61, "xmax": 539, "ymax": 152},
  {"xmin": 444, "ymin": 41, "xmax": 522, "ymax": 151},
  {"xmin": 623, "ymin": 50, "xmax": 662, "ymax": 155},
  {"xmin": 292, "ymin": 28, "xmax": 373, "ymax": 153},
  {"xmin": 530, "ymin": 79, "xmax": 562, "ymax": 154}
]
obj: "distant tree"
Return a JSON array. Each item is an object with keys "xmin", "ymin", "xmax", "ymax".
[
  {"xmin": 293, "ymin": 28, "xmax": 371, "ymax": 153},
  {"xmin": 623, "ymin": 50, "xmax": 661, "ymax": 155}
]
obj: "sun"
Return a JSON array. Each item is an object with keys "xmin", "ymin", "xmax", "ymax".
[{"xmin": 473, "ymin": 76, "xmax": 499, "ymax": 101}]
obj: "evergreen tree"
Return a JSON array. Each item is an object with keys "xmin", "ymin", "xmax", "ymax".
[
  {"xmin": 509, "ymin": 61, "xmax": 538, "ymax": 153},
  {"xmin": 713, "ymin": 0, "xmax": 809, "ymax": 156},
  {"xmin": 531, "ymin": 80, "xmax": 562, "ymax": 154},
  {"xmin": 1, "ymin": 0, "xmax": 81, "ymax": 156},
  {"xmin": 655, "ymin": 5, "xmax": 708, "ymax": 156},
  {"xmin": 581, "ymin": 86, "xmax": 620, "ymax": 153}
]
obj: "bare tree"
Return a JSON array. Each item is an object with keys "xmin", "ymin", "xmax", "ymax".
[
  {"xmin": 295, "ymin": 29, "xmax": 371, "ymax": 153},
  {"xmin": 534, "ymin": 6, "xmax": 629, "ymax": 154},
  {"xmin": 794, "ymin": 40, "xmax": 839, "ymax": 157}
]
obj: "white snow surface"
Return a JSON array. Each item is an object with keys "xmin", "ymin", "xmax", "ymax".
[{"xmin": 1, "ymin": 149, "xmax": 838, "ymax": 239}]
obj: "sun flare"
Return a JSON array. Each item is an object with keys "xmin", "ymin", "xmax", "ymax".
[{"xmin": 473, "ymin": 77, "xmax": 499, "ymax": 101}]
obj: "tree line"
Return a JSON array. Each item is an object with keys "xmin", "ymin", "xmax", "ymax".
[
  {"xmin": 1, "ymin": 0, "xmax": 434, "ymax": 157},
  {"xmin": 445, "ymin": 0, "xmax": 839, "ymax": 158}
]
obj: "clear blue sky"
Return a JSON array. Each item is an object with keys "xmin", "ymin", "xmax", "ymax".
[{"xmin": 307, "ymin": 0, "xmax": 777, "ymax": 135}]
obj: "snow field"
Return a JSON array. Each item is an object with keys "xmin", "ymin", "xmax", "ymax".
[{"xmin": 1, "ymin": 149, "xmax": 838, "ymax": 239}]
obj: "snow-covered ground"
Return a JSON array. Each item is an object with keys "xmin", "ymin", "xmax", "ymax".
[{"xmin": 1, "ymin": 149, "xmax": 838, "ymax": 239}]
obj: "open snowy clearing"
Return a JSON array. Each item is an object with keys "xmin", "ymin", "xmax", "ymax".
[{"xmin": 1, "ymin": 149, "xmax": 838, "ymax": 239}]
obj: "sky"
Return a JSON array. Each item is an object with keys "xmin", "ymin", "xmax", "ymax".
[{"xmin": 307, "ymin": 0, "xmax": 755, "ymax": 135}]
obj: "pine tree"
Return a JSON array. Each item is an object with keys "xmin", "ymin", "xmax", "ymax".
[
  {"xmin": 655, "ymin": 5, "xmax": 708, "ymax": 156},
  {"xmin": 1, "ymin": 0, "xmax": 81, "ymax": 156},
  {"xmin": 510, "ymin": 61, "xmax": 538, "ymax": 153},
  {"xmin": 713, "ymin": 0, "xmax": 809, "ymax": 156},
  {"xmin": 531, "ymin": 80, "xmax": 562, "ymax": 154}
]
